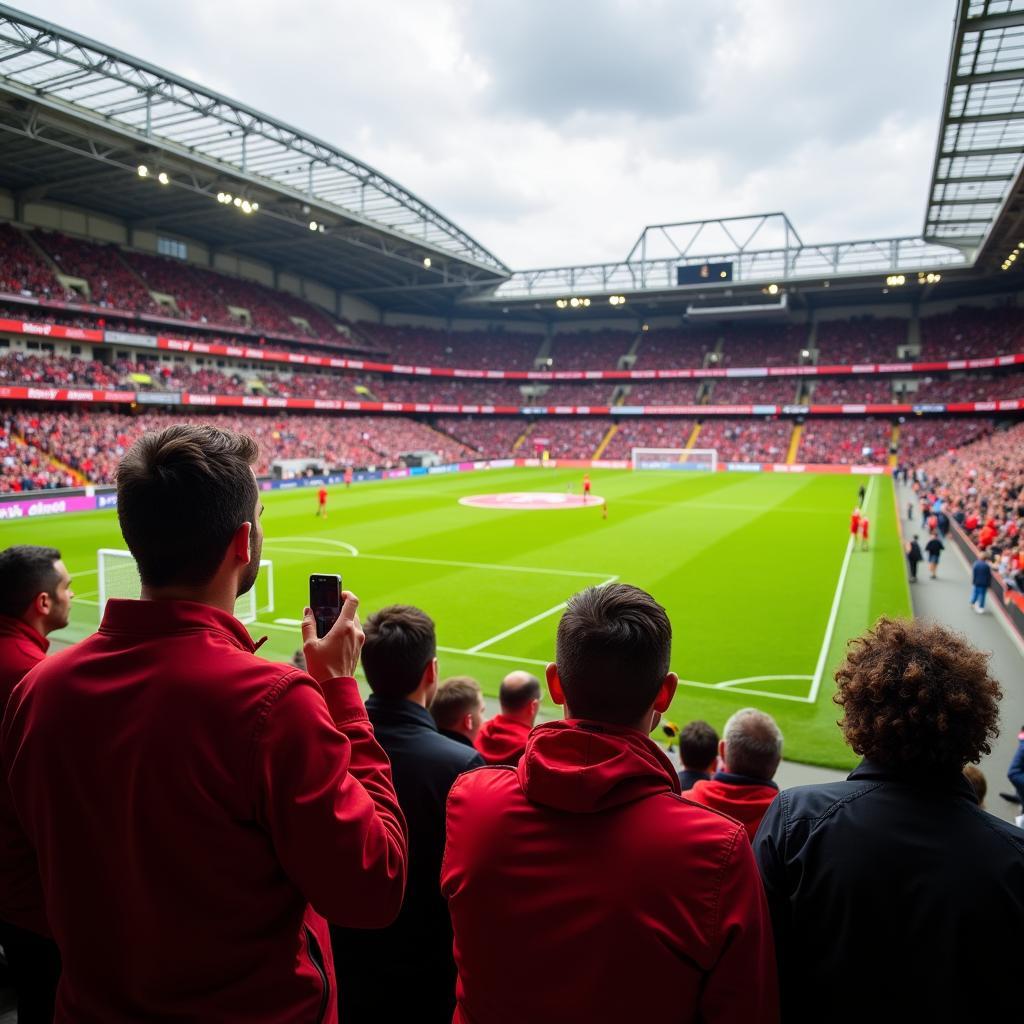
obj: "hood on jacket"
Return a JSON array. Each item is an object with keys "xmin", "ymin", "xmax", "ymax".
[
  {"xmin": 688, "ymin": 774, "xmax": 778, "ymax": 839},
  {"xmin": 516, "ymin": 719, "xmax": 681, "ymax": 814},
  {"xmin": 475, "ymin": 714, "xmax": 532, "ymax": 764}
]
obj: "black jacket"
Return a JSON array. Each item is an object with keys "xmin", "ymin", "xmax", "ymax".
[
  {"xmin": 754, "ymin": 760, "xmax": 1024, "ymax": 1023},
  {"xmin": 331, "ymin": 697, "xmax": 484, "ymax": 1024}
]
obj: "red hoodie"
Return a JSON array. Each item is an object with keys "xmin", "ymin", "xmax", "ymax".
[
  {"xmin": 442, "ymin": 720, "xmax": 779, "ymax": 1023},
  {"xmin": 0, "ymin": 615, "xmax": 47, "ymax": 713},
  {"xmin": 0, "ymin": 599, "xmax": 408, "ymax": 1023},
  {"xmin": 688, "ymin": 773, "xmax": 780, "ymax": 841},
  {"xmin": 474, "ymin": 713, "xmax": 532, "ymax": 765}
]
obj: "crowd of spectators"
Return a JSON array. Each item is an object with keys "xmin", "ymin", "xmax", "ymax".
[
  {"xmin": 432, "ymin": 417, "xmax": 526, "ymax": 457},
  {"xmin": 622, "ymin": 381, "xmax": 702, "ymax": 405},
  {"xmin": 914, "ymin": 422, "xmax": 1024, "ymax": 572},
  {"xmin": 0, "ymin": 418, "xmax": 77, "ymax": 492},
  {"xmin": 356, "ymin": 324, "xmax": 543, "ymax": 370},
  {"xmin": 904, "ymin": 372, "xmax": 1024, "ymax": 403},
  {"xmin": 548, "ymin": 330, "xmax": 634, "ymax": 370},
  {"xmin": 4, "ymin": 409, "xmax": 475, "ymax": 484},
  {"xmin": 797, "ymin": 418, "xmax": 893, "ymax": 464},
  {"xmin": 696, "ymin": 418, "xmax": 794, "ymax": 463},
  {"xmin": 718, "ymin": 324, "xmax": 807, "ymax": 367},
  {"xmin": 920, "ymin": 306, "xmax": 1024, "ymax": 360},
  {"xmin": 706, "ymin": 379, "xmax": 800, "ymax": 405},
  {"xmin": 811, "ymin": 377, "xmax": 895, "ymax": 403},
  {"xmin": 897, "ymin": 418, "xmax": 993, "ymax": 465},
  {"xmin": 601, "ymin": 417, "xmax": 696, "ymax": 459},
  {"xmin": 633, "ymin": 327, "xmax": 716, "ymax": 369},
  {"xmin": 814, "ymin": 317, "xmax": 908, "ymax": 364},
  {"xmin": 0, "ymin": 225, "xmax": 76, "ymax": 302}
]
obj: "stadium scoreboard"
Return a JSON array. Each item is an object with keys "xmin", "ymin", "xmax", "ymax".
[{"xmin": 676, "ymin": 262, "xmax": 733, "ymax": 285}]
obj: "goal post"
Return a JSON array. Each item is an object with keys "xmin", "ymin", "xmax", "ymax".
[
  {"xmin": 97, "ymin": 548, "xmax": 274, "ymax": 624},
  {"xmin": 630, "ymin": 447, "xmax": 718, "ymax": 472}
]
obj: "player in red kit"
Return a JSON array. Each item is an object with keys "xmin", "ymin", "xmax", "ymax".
[
  {"xmin": 583, "ymin": 474, "xmax": 591, "ymax": 503},
  {"xmin": 316, "ymin": 486, "xmax": 328, "ymax": 518},
  {"xmin": 850, "ymin": 507, "xmax": 861, "ymax": 540},
  {"xmin": 860, "ymin": 515, "xmax": 870, "ymax": 551},
  {"xmin": 343, "ymin": 466, "xmax": 353, "ymax": 489}
]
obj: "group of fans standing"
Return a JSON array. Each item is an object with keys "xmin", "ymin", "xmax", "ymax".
[{"xmin": 0, "ymin": 423, "xmax": 1021, "ymax": 1023}]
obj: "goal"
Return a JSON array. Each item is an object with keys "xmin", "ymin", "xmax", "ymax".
[
  {"xmin": 97, "ymin": 548, "xmax": 275, "ymax": 624},
  {"xmin": 630, "ymin": 447, "xmax": 718, "ymax": 472}
]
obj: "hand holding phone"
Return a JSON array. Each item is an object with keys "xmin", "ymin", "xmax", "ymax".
[
  {"xmin": 310, "ymin": 574, "xmax": 343, "ymax": 639},
  {"xmin": 301, "ymin": 587, "xmax": 364, "ymax": 683}
]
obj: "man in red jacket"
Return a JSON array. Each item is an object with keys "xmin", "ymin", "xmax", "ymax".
[
  {"xmin": 688, "ymin": 708, "xmax": 783, "ymax": 841},
  {"xmin": 442, "ymin": 583, "xmax": 778, "ymax": 1023},
  {"xmin": 0, "ymin": 424, "xmax": 408, "ymax": 1023},
  {"xmin": 0, "ymin": 545, "xmax": 74, "ymax": 1023},
  {"xmin": 475, "ymin": 670, "xmax": 540, "ymax": 765}
]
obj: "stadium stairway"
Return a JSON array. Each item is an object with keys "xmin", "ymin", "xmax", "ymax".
[
  {"xmin": 888, "ymin": 425, "xmax": 900, "ymax": 467},
  {"xmin": 593, "ymin": 423, "xmax": 618, "ymax": 459},
  {"xmin": 685, "ymin": 423, "xmax": 701, "ymax": 449},
  {"xmin": 511, "ymin": 423, "xmax": 535, "ymax": 452},
  {"xmin": 786, "ymin": 423, "xmax": 803, "ymax": 464}
]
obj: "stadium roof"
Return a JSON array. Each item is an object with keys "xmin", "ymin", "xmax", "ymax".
[
  {"xmin": 924, "ymin": 0, "xmax": 1024, "ymax": 255},
  {"xmin": 0, "ymin": 4, "xmax": 509, "ymax": 311}
]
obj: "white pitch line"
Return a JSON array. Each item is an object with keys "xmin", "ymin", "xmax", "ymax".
[
  {"xmin": 269, "ymin": 535, "xmax": 360, "ymax": 556},
  {"xmin": 273, "ymin": 618, "xmax": 304, "ymax": 626},
  {"xmin": 675, "ymin": 678, "xmax": 820, "ymax": 704},
  {"xmin": 806, "ymin": 475, "xmax": 875, "ymax": 705},
  {"xmin": 69, "ymin": 568, "xmax": 99, "ymax": 578},
  {"xmin": 436, "ymin": 646, "xmax": 550, "ymax": 668},
  {"xmin": 715, "ymin": 674, "xmax": 813, "ymax": 689},
  {"xmin": 467, "ymin": 576, "xmax": 618, "ymax": 653},
  {"xmin": 262, "ymin": 542, "xmax": 612, "ymax": 580}
]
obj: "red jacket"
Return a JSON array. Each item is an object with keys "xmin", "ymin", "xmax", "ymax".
[
  {"xmin": 688, "ymin": 773, "xmax": 780, "ymax": 841},
  {"xmin": 474, "ymin": 714, "xmax": 531, "ymax": 765},
  {"xmin": 0, "ymin": 615, "xmax": 47, "ymax": 713},
  {"xmin": 0, "ymin": 599, "xmax": 407, "ymax": 1023},
  {"xmin": 442, "ymin": 720, "xmax": 779, "ymax": 1023}
]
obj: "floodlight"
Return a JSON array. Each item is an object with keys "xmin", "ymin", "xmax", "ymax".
[
  {"xmin": 157, "ymin": 171, "xmax": 169, "ymax": 185},
  {"xmin": 767, "ymin": 283, "xmax": 779, "ymax": 295},
  {"xmin": 582, "ymin": 298, "xmax": 591, "ymax": 307},
  {"xmin": 641, "ymin": 323, "xmax": 649, "ymax": 331},
  {"xmin": 309, "ymin": 221, "xmax": 318, "ymax": 231},
  {"xmin": 137, "ymin": 165, "xmax": 149, "ymax": 177},
  {"xmin": 252, "ymin": 202, "xmax": 259, "ymax": 211},
  {"xmin": 423, "ymin": 257, "xmax": 432, "ymax": 268},
  {"xmin": 801, "ymin": 349, "xmax": 810, "ymax": 357},
  {"xmin": 241, "ymin": 200, "xmax": 252, "ymax": 213},
  {"xmin": 570, "ymin": 297, "xmax": 579, "ymax": 307},
  {"xmin": 233, "ymin": 197, "xmax": 242, "ymax": 207}
]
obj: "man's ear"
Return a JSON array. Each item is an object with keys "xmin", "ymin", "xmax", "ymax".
[
  {"xmin": 422, "ymin": 657, "xmax": 438, "ymax": 688},
  {"xmin": 545, "ymin": 663, "xmax": 565, "ymax": 706},
  {"xmin": 232, "ymin": 521, "xmax": 252, "ymax": 564},
  {"xmin": 653, "ymin": 672, "xmax": 677, "ymax": 714},
  {"xmin": 718, "ymin": 738, "xmax": 727, "ymax": 762},
  {"xmin": 32, "ymin": 591, "xmax": 51, "ymax": 618}
]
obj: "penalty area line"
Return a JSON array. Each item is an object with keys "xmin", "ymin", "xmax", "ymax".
[{"xmin": 466, "ymin": 575, "xmax": 619, "ymax": 653}]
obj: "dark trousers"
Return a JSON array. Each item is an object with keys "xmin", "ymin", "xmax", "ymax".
[
  {"xmin": 908, "ymin": 558, "xmax": 919, "ymax": 580},
  {"xmin": 0, "ymin": 920, "xmax": 60, "ymax": 1023}
]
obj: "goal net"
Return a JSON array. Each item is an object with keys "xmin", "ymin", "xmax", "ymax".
[
  {"xmin": 97, "ymin": 548, "xmax": 275, "ymax": 624},
  {"xmin": 631, "ymin": 447, "xmax": 718, "ymax": 472}
]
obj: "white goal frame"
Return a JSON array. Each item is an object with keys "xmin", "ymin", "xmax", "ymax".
[
  {"xmin": 630, "ymin": 447, "xmax": 718, "ymax": 472},
  {"xmin": 97, "ymin": 548, "xmax": 274, "ymax": 624}
]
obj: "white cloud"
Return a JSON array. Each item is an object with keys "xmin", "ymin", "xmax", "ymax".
[{"xmin": 26, "ymin": 0, "xmax": 954, "ymax": 269}]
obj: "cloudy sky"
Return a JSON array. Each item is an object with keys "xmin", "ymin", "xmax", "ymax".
[{"xmin": 28, "ymin": 0, "xmax": 956, "ymax": 269}]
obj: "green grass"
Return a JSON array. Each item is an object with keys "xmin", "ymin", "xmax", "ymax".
[{"xmin": 0, "ymin": 467, "xmax": 910, "ymax": 769}]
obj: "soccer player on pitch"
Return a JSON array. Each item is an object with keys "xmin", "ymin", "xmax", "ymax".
[
  {"xmin": 316, "ymin": 485, "xmax": 328, "ymax": 519},
  {"xmin": 344, "ymin": 466, "xmax": 353, "ymax": 489},
  {"xmin": 583, "ymin": 473, "xmax": 591, "ymax": 504},
  {"xmin": 850, "ymin": 507, "xmax": 861, "ymax": 542},
  {"xmin": 860, "ymin": 515, "xmax": 870, "ymax": 551}
]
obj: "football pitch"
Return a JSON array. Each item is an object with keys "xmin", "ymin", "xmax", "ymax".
[{"xmin": 1, "ymin": 467, "xmax": 910, "ymax": 769}]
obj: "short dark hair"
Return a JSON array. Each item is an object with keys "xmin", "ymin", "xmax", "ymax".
[
  {"xmin": 0, "ymin": 546, "xmax": 62, "ymax": 618},
  {"xmin": 499, "ymin": 672, "xmax": 541, "ymax": 711},
  {"xmin": 362, "ymin": 605, "xmax": 436, "ymax": 699},
  {"xmin": 555, "ymin": 583, "xmax": 672, "ymax": 726},
  {"xmin": 834, "ymin": 617, "xmax": 1002, "ymax": 772},
  {"xmin": 679, "ymin": 720, "xmax": 718, "ymax": 770},
  {"xmin": 430, "ymin": 676, "xmax": 482, "ymax": 730},
  {"xmin": 116, "ymin": 425, "xmax": 259, "ymax": 587}
]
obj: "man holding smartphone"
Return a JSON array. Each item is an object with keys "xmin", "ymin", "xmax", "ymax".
[{"xmin": 0, "ymin": 424, "xmax": 408, "ymax": 1023}]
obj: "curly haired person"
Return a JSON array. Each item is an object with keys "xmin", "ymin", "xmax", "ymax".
[{"xmin": 753, "ymin": 617, "xmax": 1024, "ymax": 1024}]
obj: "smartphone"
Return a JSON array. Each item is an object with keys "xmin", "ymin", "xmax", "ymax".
[{"xmin": 309, "ymin": 574, "xmax": 342, "ymax": 638}]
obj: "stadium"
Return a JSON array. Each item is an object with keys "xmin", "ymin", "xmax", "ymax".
[{"xmin": 0, "ymin": 0, "xmax": 1023, "ymax": 1018}]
